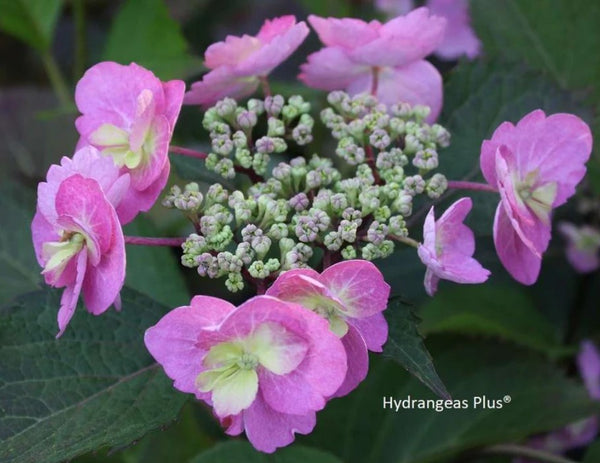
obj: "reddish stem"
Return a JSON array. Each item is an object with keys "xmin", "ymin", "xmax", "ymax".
[
  {"xmin": 365, "ymin": 144, "xmax": 382, "ymax": 184},
  {"xmin": 124, "ymin": 235, "xmax": 186, "ymax": 246},
  {"xmin": 447, "ymin": 180, "xmax": 497, "ymax": 193},
  {"xmin": 169, "ymin": 145, "xmax": 207, "ymax": 159},
  {"xmin": 370, "ymin": 67, "xmax": 380, "ymax": 96}
]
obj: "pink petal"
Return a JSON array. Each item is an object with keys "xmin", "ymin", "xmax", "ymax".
[
  {"xmin": 321, "ymin": 260, "xmax": 390, "ymax": 319},
  {"xmin": 259, "ymin": 368, "xmax": 326, "ymax": 415},
  {"xmin": 243, "ymin": 392, "xmax": 316, "ymax": 453},
  {"xmin": 56, "ymin": 250, "xmax": 87, "ymax": 337},
  {"xmin": 257, "ymin": 16, "xmax": 297, "ymax": 42},
  {"xmin": 184, "ymin": 67, "xmax": 259, "ymax": 107},
  {"xmin": 144, "ymin": 297, "xmax": 236, "ymax": 396},
  {"xmin": 349, "ymin": 312, "xmax": 389, "ymax": 352},
  {"xmin": 427, "ymin": 0, "xmax": 481, "ymax": 60},
  {"xmin": 332, "ymin": 324, "xmax": 369, "ymax": 397},
  {"xmin": 204, "ymin": 35, "xmax": 262, "ymax": 69},
  {"xmin": 299, "ymin": 47, "xmax": 370, "ymax": 91},
  {"xmin": 129, "ymin": 114, "xmax": 170, "ymax": 191},
  {"xmin": 308, "ymin": 15, "xmax": 381, "ymax": 49},
  {"xmin": 31, "ymin": 210, "xmax": 58, "ymax": 269},
  {"xmin": 437, "ymin": 197, "xmax": 475, "ymax": 257},
  {"xmin": 161, "ymin": 79, "xmax": 186, "ymax": 130},
  {"xmin": 577, "ymin": 341, "xmax": 600, "ymax": 400},
  {"xmin": 423, "ymin": 267, "xmax": 440, "ymax": 296},
  {"xmin": 493, "ymin": 203, "xmax": 541, "ymax": 285},
  {"xmin": 346, "ymin": 61, "xmax": 443, "ymax": 123}
]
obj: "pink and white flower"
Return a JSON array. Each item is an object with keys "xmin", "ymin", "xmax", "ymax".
[
  {"xmin": 75, "ymin": 61, "xmax": 185, "ymax": 224},
  {"xmin": 558, "ymin": 222, "xmax": 600, "ymax": 274},
  {"xmin": 266, "ymin": 260, "xmax": 390, "ymax": 396},
  {"xmin": 417, "ymin": 197, "xmax": 490, "ymax": 296},
  {"xmin": 299, "ymin": 8, "xmax": 446, "ymax": 121},
  {"xmin": 184, "ymin": 16, "xmax": 309, "ymax": 107},
  {"xmin": 144, "ymin": 295, "xmax": 346, "ymax": 453},
  {"xmin": 480, "ymin": 110, "xmax": 593, "ymax": 284},
  {"xmin": 31, "ymin": 173, "xmax": 125, "ymax": 337}
]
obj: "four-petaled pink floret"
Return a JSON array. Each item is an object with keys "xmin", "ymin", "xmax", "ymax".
[
  {"xmin": 75, "ymin": 61, "xmax": 185, "ymax": 224},
  {"xmin": 480, "ymin": 110, "xmax": 592, "ymax": 284},
  {"xmin": 299, "ymin": 8, "xmax": 446, "ymax": 122},
  {"xmin": 266, "ymin": 260, "xmax": 390, "ymax": 396},
  {"xmin": 417, "ymin": 197, "xmax": 490, "ymax": 296},
  {"xmin": 144, "ymin": 295, "xmax": 347, "ymax": 453},
  {"xmin": 184, "ymin": 16, "xmax": 309, "ymax": 107},
  {"xmin": 31, "ymin": 173, "xmax": 126, "ymax": 337}
]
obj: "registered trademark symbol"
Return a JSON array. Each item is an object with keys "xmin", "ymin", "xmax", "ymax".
[{"xmin": 503, "ymin": 395, "xmax": 511, "ymax": 403}]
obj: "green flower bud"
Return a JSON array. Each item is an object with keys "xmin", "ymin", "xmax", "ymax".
[
  {"xmin": 341, "ymin": 245, "xmax": 357, "ymax": 260},
  {"xmin": 225, "ymin": 272, "xmax": 244, "ymax": 292}
]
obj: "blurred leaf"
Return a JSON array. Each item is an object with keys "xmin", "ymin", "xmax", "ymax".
[
  {"xmin": 383, "ymin": 298, "xmax": 450, "ymax": 399},
  {"xmin": 123, "ymin": 215, "xmax": 189, "ymax": 308},
  {"xmin": 439, "ymin": 59, "xmax": 594, "ymax": 234},
  {"xmin": 584, "ymin": 440, "xmax": 600, "ymax": 463},
  {"xmin": 420, "ymin": 285, "xmax": 571, "ymax": 358},
  {"xmin": 170, "ymin": 154, "xmax": 237, "ymax": 190},
  {"xmin": 303, "ymin": 337, "xmax": 596, "ymax": 463},
  {"xmin": 0, "ymin": 287, "xmax": 187, "ymax": 463},
  {"xmin": 0, "ymin": 182, "xmax": 41, "ymax": 305},
  {"xmin": 0, "ymin": 0, "xmax": 62, "ymax": 51},
  {"xmin": 296, "ymin": 0, "xmax": 351, "ymax": 17},
  {"xmin": 190, "ymin": 441, "xmax": 343, "ymax": 463},
  {"xmin": 103, "ymin": 0, "xmax": 199, "ymax": 80},
  {"xmin": 470, "ymin": 0, "xmax": 600, "ymax": 192}
]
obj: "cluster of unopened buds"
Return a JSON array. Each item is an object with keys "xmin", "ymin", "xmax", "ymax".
[{"xmin": 31, "ymin": 7, "xmax": 593, "ymax": 453}]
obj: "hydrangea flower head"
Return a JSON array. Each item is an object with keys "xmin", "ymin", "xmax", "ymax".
[
  {"xmin": 558, "ymin": 222, "xmax": 600, "ymax": 274},
  {"xmin": 184, "ymin": 16, "xmax": 309, "ymax": 107},
  {"xmin": 75, "ymin": 61, "xmax": 185, "ymax": 223},
  {"xmin": 299, "ymin": 8, "xmax": 446, "ymax": 121},
  {"xmin": 144, "ymin": 295, "xmax": 346, "ymax": 453},
  {"xmin": 31, "ymin": 173, "xmax": 125, "ymax": 337},
  {"xmin": 266, "ymin": 260, "xmax": 390, "ymax": 396},
  {"xmin": 417, "ymin": 197, "xmax": 490, "ymax": 296},
  {"xmin": 480, "ymin": 110, "xmax": 592, "ymax": 284}
]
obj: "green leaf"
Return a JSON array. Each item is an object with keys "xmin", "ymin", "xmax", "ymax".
[
  {"xmin": 123, "ymin": 215, "xmax": 189, "ymax": 308},
  {"xmin": 190, "ymin": 441, "xmax": 343, "ymax": 463},
  {"xmin": 382, "ymin": 298, "xmax": 450, "ymax": 399},
  {"xmin": 420, "ymin": 285, "xmax": 571, "ymax": 358},
  {"xmin": 303, "ymin": 337, "xmax": 596, "ymax": 463},
  {"xmin": 0, "ymin": 287, "xmax": 187, "ymax": 463},
  {"xmin": 103, "ymin": 0, "xmax": 198, "ymax": 80},
  {"xmin": 439, "ymin": 59, "xmax": 594, "ymax": 234},
  {"xmin": 0, "ymin": 0, "xmax": 62, "ymax": 51},
  {"xmin": 0, "ymin": 182, "xmax": 42, "ymax": 305},
  {"xmin": 584, "ymin": 440, "xmax": 600, "ymax": 463},
  {"xmin": 470, "ymin": 0, "xmax": 600, "ymax": 192}
]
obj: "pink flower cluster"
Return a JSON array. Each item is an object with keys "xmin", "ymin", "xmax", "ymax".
[
  {"xmin": 32, "ymin": 62, "xmax": 185, "ymax": 336},
  {"xmin": 145, "ymin": 260, "xmax": 390, "ymax": 453}
]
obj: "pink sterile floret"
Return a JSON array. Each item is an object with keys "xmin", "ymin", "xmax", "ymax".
[
  {"xmin": 480, "ymin": 110, "xmax": 593, "ymax": 285},
  {"xmin": 184, "ymin": 16, "xmax": 309, "ymax": 107},
  {"xmin": 299, "ymin": 8, "xmax": 446, "ymax": 121},
  {"xmin": 417, "ymin": 197, "xmax": 490, "ymax": 296},
  {"xmin": 31, "ymin": 174, "xmax": 125, "ymax": 337},
  {"xmin": 558, "ymin": 222, "xmax": 600, "ymax": 274},
  {"xmin": 75, "ymin": 61, "xmax": 185, "ymax": 224},
  {"xmin": 266, "ymin": 259, "xmax": 390, "ymax": 397},
  {"xmin": 144, "ymin": 294, "xmax": 346, "ymax": 453}
]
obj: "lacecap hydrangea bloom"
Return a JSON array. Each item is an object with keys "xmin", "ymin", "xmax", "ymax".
[
  {"xmin": 299, "ymin": 8, "xmax": 446, "ymax": 121},
  {"xmin": 417, "ymin": 197, "xmax": 490, "ymax": 296},
  {"xmin": 480, "ymin": 110, "xmax": 592, "ymax": 284},
  {"xmin": 32, "ymin": 170, "xmax": 125, "ymax": 337},
  {"xmin": 184, "ymin": 16, "xmax": 309, "ymax": 107},
  {"xmin": 558, "ymin": 222, "xmax": 600, "ymax": 274},
  {"xmin": 144, "ymin": 295, "xmax": 347, "ymax": 453},
  {"xmin": 266, "ymin": 260, "xmax": 390, "ymax": 396},
  {"xmin": 75, "ymin": 61, "xmax": 185, "ymax": 224}
]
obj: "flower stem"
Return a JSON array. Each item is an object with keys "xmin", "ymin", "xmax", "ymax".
[
  {"xmin": 388, "ymin": 234, "xmax": 420, "ymax": 248},
  {"xmin": 124, "ymin": 236, "xmax": 186, "ymax": 246},
  {"xmin": 365, "ymin": 144, "xmax": 382, "ymax": 184},
  {"xmin": 170, "ymin": 145, "xmax": 207, "ymax": 160},
  {"xmin": 480, "ymin": 444, "xmax": 578, "ymax": 463},
  {"xmin": 447, "ymin": 180, "xmax": 497, "ymax": 193},
  {"xmin": 73, "ymin": 0, "xmax": 86, "ymax": 80},
  {"xmin": 371, "ymin": 67, "xmax": 380, "ymax": 96},
  {"xmin": 259, "ymin": 75, "xmax": 271, "ymax": 98},
  {"xmin": 41, "ymin": 51, "xmax": 72, "ymax": 108}
]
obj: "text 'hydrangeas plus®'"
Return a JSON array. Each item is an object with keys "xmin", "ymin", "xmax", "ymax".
[
  {"xmin": 144, "ymin": 294, "xmax": 347, "ymax": 453},
  {"xmin": 184, "ymin": 16, "xmax": 309, "ymax": 107},
  {"xmin": 32, "ymin": 171, "xmax": 125, "ymax": 337},
  {"xmin": 75, "ymin": 61, "xmax": 185, "ymax": 224},
  {"xmin": 267, "ymin": 260, "xmax": 390, "ymax": 396},
  {"xmin": 480, "ymin": 110, "xmax": 593, "ymax": 284},
  {"xmin": 299, "ymin": 8, "xmax": 446, "ymax": 121}
]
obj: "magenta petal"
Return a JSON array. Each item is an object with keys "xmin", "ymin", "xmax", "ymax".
[
  {"xmin": 184, "ymin": 67, "xmax": 259, "ymax": 107},
  {"xmin": 307, "ymin": 15, "xmax": 380, "ymax": 49},
  {"xmin": 259, "ymin": 368, "xmax": 325, "ymax": 415},
  {"xmin": 332, "ymin": 324, "xmax": 369, "ymax": 397},
  {"xmin": 321, "ymin": 260, "xmax": 390, "ymax": 319},
  {"xmin": 577, "ymin": 341, "xmax": 600, "ymax": 400},
  {"xmin": 299, "ymin": 47, "xmax": 369, "ymax": 91},
  {"xmin": 257, "ymin": 16, "xmax": 298, "ymax": 42},
  {"xmin": 428, "ymin": 0, "xmax": 481, "ymax": 60},
  {"xmin": 244, "ymin": 392, "xmax": 316, "ymax": 453},
  {"xmin": 493, "ymin": 203, "xmax": 541, "ymax": 285},
  {"xmin": 56, "ymin": 250, "xmax": 87, "ymax": 337},
  {"xmin": 129, "ymin": 114, "xmax": 170, "ymax": 191},
  {"xmin": 350, "ymin": 312, "xmax": 389, "ymax": 352},
  {"xmin": 161, "ymin": 79, "xmax": 186, "ymax": 129}
]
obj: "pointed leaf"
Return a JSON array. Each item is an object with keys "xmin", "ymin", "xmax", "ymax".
[{"xmin": 0, "ymin": 0, "xmax": 62, "ymax": 51}]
